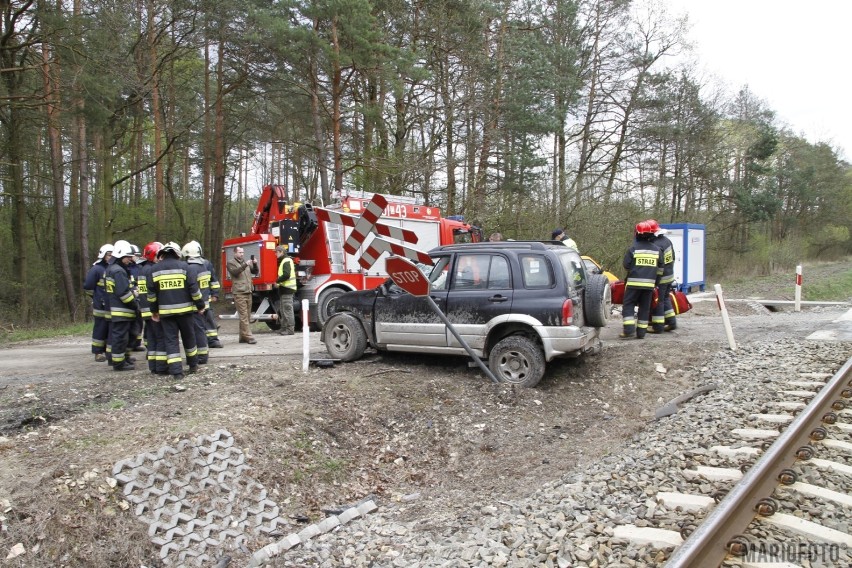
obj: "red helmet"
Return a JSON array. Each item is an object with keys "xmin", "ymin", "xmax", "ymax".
[
  {"xmin": 635, "ymin": 221, "xmax": 653, "ymax": 236},
  {"xmin": 645, "ymin": 219, "xmax": 661, "ymax": 234},
  {"xmin": 143, "ymin": 241, "xmax": 164, "ymax": 262}
]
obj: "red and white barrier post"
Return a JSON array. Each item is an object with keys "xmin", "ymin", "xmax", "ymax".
[
  {"xmin": 714, "ymin": 283, "xmax": 737, "ymax": 351},
  {"xmin": 794, "ymin": 265, "xmax": 802, "ymax": 312}
]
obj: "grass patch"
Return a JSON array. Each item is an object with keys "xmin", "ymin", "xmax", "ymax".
[
  {"xmin": 804, "ymin": 268, "xmax": 852, "ymax": 301},
  {"xmin": 0, "ymin": 321, "xmax": 90, "ymax": 344}
]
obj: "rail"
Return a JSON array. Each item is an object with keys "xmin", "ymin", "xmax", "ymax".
[{"xmin": 666, "ymin": 354, "xmax": 852, "ymax": 567}]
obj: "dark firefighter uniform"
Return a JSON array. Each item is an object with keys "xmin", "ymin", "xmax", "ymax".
[
  {"xmin": 83, "ymin": 252, "xmax": 111, "ymax": 360},
  {"xmin": 105, "ymin": 256, "xmax": 138, "ymax": 370},
  {"xmin": 203, "ymin": 257, "xmax": 222, "ymax": 348},
  {"xmin": 621, "ymin": 225, "xmax": 664, "ymax": 339},
  {"xmin": 649, "ymin": 227, "xmax": 677, "ymax": 332},
  {"xmin": 137, "ymin": 259, "xmax": 168, "ymax": 374},
  {"xmin": 127, "ymin": 254, "xmax": 145, "ymax": 351},
  {"xmin": 149, "ymin": 247, "xmax": 205, "ymax": 379},
  {"xmin": 185, "ymin": 257, "xmax": 211, "ymax": 364}
]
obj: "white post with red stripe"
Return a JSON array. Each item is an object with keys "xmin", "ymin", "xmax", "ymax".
[
  {"xmin": 794, "ymin": 265, "xmax": 802, "ymax": 312},
  {"xmin": 302, "ymin": 299, "xmax": 310, "ymax": 373}
]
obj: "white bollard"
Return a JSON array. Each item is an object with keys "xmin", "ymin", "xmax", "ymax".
[
  {"xmin": 794, "ymin": 265, "xmax": 802, "ymax": 312},
  {"xmin": 714, "ymin": 283, "xmax": 737, "ymax": 351},
  {"xmin": 302, "ymin": 299, "xmax": 310, "ymax": 372}
]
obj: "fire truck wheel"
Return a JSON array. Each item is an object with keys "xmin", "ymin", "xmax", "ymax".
[
  {"xmin": 318, "ymin": 288, "xmax": 347, "ymax": 328},
  {"xmin": 488, "ymin": 335, "xmax": 545, "ymax": 388},
  {"xmin": 583, "ymin": 273, "xmax": 611, "ymax": 328},
  {"xmin": 323, "ymin": 313, "xmax": 367, "ymax": 362}
]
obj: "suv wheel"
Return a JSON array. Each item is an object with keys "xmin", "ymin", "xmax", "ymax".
[
  {"xmin": 584, "ymin": 273, "xmax": 611, "ymax": 328},
  {"xmin": 323, "ymin": 313, "xmax": 367, "ymax": 361},
  {"xmin": 489, "ymin": 335, "xmax": 545, "ymax": 388}
]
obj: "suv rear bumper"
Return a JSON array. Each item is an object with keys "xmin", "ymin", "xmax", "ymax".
[{"xmin": 538, "ymin": 326, "xmax": 601, "ymax": 361}]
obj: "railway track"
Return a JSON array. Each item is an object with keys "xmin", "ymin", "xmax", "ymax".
[{"xmin": 616, "ymin": 354, "xmax": 852, "ymax": 567}]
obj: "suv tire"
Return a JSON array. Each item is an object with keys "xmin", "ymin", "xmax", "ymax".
[
  {"xmin": 584, "ymin": 273, "xmax": 611, "ymax": 328},
  {"xmin": 323, "ymin": 313, "xmax": 367, "ymax": 361},
  {"xmin": 489, "ymin": 335, "xmax": 545, "ymax": 388}
]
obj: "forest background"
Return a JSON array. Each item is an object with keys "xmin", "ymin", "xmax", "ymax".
[{"xmin": 1, "ymin": 0, "xmax": 850, "ymax": 325}]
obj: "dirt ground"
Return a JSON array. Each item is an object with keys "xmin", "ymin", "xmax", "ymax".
[{"xmin": 0, "ymin": 263, "xmax": 849, "ymax": 566}]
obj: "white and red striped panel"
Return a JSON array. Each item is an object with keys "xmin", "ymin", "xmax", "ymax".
[{"xmin": 358, "ymin": 238, "xmax": 433, "ymax": 270}]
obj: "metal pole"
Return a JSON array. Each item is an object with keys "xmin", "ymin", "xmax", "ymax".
[
  {"xmin": 714, "ymin": 284, "xmax": 737, "ymax": 351},
  {"xmin": 425, "ymin": 296, "xmax": 499, "ymax": 383}
]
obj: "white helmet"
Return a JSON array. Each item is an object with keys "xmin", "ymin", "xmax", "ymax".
[
  {"xmin": 159, "ymin": 241, "xmax": 183, "ymax": 259},
  {"xmin": 114, "ymin": 242, "xmax": 135, "ymax": 259},
  {"xmin": 95, "ymin": 243, "xmax": 114, "ymax": 263},
  {"xmin": 181, "ymin": 240, "xmax": 202, "ymax": 258}
]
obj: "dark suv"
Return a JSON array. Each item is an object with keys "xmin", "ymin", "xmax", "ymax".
[{"xmin": 321, "ymin": 242, "xmax": 611, "ymax": 387}]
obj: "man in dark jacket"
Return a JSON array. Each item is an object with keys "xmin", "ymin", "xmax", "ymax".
[{"xmin": 621, "ymin": 222, "xmax": 664, "ymax": 339}]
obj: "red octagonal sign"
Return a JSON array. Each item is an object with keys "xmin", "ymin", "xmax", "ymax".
[{"xmin": 386, "ymin": 255, "xmax": 431, "ymax": 297}]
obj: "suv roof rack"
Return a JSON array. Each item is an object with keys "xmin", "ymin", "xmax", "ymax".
[{"xmin": 435, "ymin": 241, "xmax": 560, "ymax": 252}]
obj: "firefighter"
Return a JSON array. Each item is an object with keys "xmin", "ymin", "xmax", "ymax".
[
  {"xmin": 181, "ymin": 241, "xmax": 211, "ymax": 364},
  {"xmin": 149, "ymin": 242, "xmax": 205, "ymax": 380},
  {"xmin": 646, "ymin": 219, "xmax": 677, "ymax": 333},
  {"xmin": 83, "ymin": 243, "xmax": 113, "ymax": 362},
  {"xmin": 621, "ymin": 221, "xmax": 664, "ymax": 339},
  {"xmin": 138, "ymin": 242, "xmax": 168, "ymax": 374},
  {"xmin": 105, "ymin": 242, "xmax": 139, "ymax": 371},
  {"xmin": 201, "ymin": 245, "xmax": 223, "ymax": 348},
  {"xmin": 127, "ymin": 243, "xmax": 146, "ymax": 352},
  {"xmin": 551, "ymin": 228, "xmax": 578, "ymax": 250},
  {"xmin": 275, "ymin": 244, "xmax": 296, "ymax": 335}
]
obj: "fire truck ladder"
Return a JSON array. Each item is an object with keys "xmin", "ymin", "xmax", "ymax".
[{"xmin": 326, "ymin": 223, "xmax": 346, "ymax": 273}]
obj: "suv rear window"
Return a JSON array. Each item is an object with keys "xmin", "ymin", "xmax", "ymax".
[
  {"xmin": 520, "ymin": 254, "xmax": 553, "ymax": 288},
  {"xmin": 557, "ymin": 253, "xmax": 587, "ymax": 289}
]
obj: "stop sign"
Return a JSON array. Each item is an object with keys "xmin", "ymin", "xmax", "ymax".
[{"xmin": 386, "ymin": 255, "xmax": 431, "ymax": 297}]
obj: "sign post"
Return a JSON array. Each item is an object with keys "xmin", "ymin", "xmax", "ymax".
[{"xmin": 385, "ymin": 256, "xmax": 499, "ymax": 383}]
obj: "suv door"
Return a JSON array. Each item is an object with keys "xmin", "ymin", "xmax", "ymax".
[
  {"xmin": 373, "ymin": 255, "xmax": 451, "ymax": 347},
  {"xmin": 444, "ymin": 253, "xmax": 514, "ymax": 350}
]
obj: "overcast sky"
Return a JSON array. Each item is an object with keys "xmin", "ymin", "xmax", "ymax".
[{"xmin": 663, "ymin": 0, "xmax": 850, "ymax": 161}]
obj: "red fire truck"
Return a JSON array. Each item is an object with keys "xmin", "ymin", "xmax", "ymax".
[{"xmin": 220, "ymin": 185, "xmax": 482, "ymax": 330}]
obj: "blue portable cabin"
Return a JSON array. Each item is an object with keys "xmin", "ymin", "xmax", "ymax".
[{"xmin": 660, "ymin": 223, "xmax": 706, "ymax": 293}]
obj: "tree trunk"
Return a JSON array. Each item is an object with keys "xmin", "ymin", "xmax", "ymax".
[
  {"xmin": 210, "ymin": 36, "xmax": 227, "ymax": 277},
  {"xmin": 41, "ymin": 22, "xmax": 77, "ymax": 316},
  {"xmin": 149, "ymin": 0, "xmax": 164, "ymax": 238}
]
